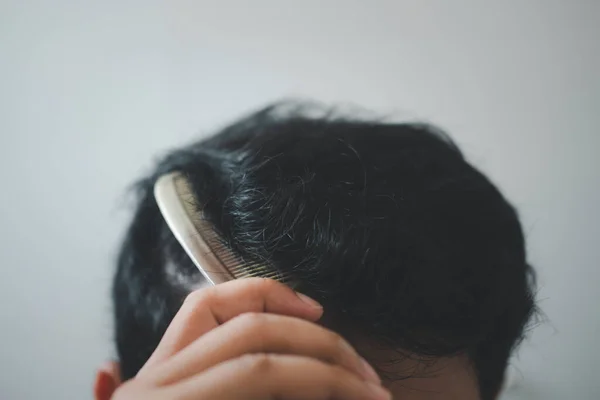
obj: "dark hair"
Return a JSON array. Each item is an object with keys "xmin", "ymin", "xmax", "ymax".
[{"xmin": 112, "ymin": 102, "xmax": 536, "ymax": 399}]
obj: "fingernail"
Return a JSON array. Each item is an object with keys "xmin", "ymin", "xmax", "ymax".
[
  {"xmin": 361, "ymin": 358, "xmax": 382, "ymax": 384},
  {"xmin": 367, "ymin": 382, "xmax": 392, "ymax": 400},
  {"xmin": 295, "ymin": 292, "xmax": 322, "ymax": 309}
]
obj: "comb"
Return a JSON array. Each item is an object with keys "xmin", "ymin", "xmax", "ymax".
[{"xmin": 153, "ymin": 172, "xmax": 287, "ymax": 286}]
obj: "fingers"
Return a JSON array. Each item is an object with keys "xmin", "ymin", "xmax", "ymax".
[
  {"xmin": 140, "ymin": 278, "xmax": 322, "ymax": 374},
  {"xmin": 167, "ymin": 354, "xmax": 392, "ymax": 400},
  {"xmin": 131, "ymin": 278, "xmax": 388, "ymax": 400},
  {"xmin": 145, "ymin": 313, "xmax": 381, "ymax": 385}
]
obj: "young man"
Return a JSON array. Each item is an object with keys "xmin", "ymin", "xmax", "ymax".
[{"xmin": 96, "ymin": 103, "xmax": 536, "ymax": 399}]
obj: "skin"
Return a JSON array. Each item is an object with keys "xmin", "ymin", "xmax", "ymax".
[{"xmin": 95, "ymin": 278, "xmax": 481, "ymax": 400}]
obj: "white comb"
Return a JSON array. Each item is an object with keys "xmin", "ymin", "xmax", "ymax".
[{"xmin": 153, "ymin": 172, "xmax": 286, "ymax": 286}]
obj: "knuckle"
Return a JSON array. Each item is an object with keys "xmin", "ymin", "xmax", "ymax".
[
  {"xmin": 249, "ymin": 276, "xmax": 279, "ymax": 292},
  {"xmin": 242, "ymin": 353, "xmax": 273, "ymax": 374},
  {"xmin": 180, "ymin": 290, "xmax": 213, "ymax": 322},
  {"xmin": 183, "ymin": 289, "xmax": 210, "ymax": 308},
  {"xmin": 231, "ymin": 312, "xmax": 273, "ymax": 351},
  {"xmin": 234, "ymin": 312, "xmax": 268, "ymax": 333}
]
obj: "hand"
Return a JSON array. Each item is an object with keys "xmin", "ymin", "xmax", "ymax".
[{"xmin": 105, "ymin": 278, "xmax": 391, "ymax": 400}]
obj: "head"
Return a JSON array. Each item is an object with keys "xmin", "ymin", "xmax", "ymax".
[{"xmin": 102, "ymin": 102, "xmax": 536, "ymax": 399}]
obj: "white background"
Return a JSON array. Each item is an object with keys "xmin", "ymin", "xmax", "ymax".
[{"xmin": 1, "ymin": 1, "xmax": 598, "ymax": 399}]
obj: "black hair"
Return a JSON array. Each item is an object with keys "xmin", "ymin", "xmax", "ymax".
[{"xmin": 112, "ymin": 102, "xmax": 536, "ymax": 400}]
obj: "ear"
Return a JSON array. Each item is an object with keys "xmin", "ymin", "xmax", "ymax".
[{"xmin": 94, "ymin": 361, "xmax": 121, "ymax": 400}]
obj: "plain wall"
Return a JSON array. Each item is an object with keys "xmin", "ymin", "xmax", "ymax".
[{"xmin": 1, "ymin": 1, "xmax": 598, "ymax": 399}]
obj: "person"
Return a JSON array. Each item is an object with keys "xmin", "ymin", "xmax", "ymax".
[{"xmin": 95, "ymin": 102, "xmax": 536, "ymax": 399}]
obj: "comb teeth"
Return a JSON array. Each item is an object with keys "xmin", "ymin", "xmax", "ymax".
[
  {"xmin": 155, "ymin": 172, "xmax": 294, "ymax": 286},
  {"xmin": 198, "ymin": 223, "xmax": 291, "ymax": 284}
]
